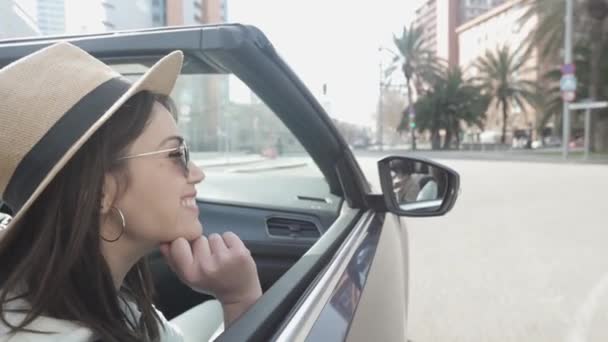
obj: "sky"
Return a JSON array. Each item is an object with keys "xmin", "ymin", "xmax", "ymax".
[
  {"xmin": 18, "ymin": 0, "xmax": 424, "ymax": 128},
  {"xmin": 227, "ymin": 0, "xmax": 423, "ymax": 127}
]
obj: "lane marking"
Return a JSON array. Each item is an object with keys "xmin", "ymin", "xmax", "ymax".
[{"xmin": 566, "ymin": 272, "xmax": 608, "ymax": 342}]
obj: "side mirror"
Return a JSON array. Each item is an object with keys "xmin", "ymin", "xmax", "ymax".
[{"xmin": 378, "ymin": 156, "xmax": 460, "ymax": 217}]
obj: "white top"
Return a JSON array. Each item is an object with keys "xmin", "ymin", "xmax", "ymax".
[{"xmin": 0, "ymin": 296, "xmax": 184, "ymax": 342}]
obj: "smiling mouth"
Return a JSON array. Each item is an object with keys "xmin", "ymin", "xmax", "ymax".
[{"xmin": 181, "ymin": 197, "xmax": 197, "ymax": 209}]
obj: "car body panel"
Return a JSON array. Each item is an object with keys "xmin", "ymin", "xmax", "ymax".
[
  {"xmin": 271, "ymin": 212, "xmax": 408, "ymax": 342},
  {"xmin": 345, "ymin": 214, "xmax": 408, "ymax": 342}
]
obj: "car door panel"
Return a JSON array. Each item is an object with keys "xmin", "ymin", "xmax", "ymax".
[
  {"xmin": 216, "ymin": 206, "xmax": 363, "ymax": 342},
  {"xmin": 271, "ymin": 212, "xmax": 408, "ymax": 342},
  {"xmin": 344, "ymin": 213, "xmax": 408, "ymax": 342},
  {"xmin": 150, "ymin": 199, "xmax": 338, "ymax": 319}
]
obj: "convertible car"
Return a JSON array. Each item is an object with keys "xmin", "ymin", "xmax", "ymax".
[{"xmin": 0, "ymin": 24, "xmax": 459, "ymax": 341}]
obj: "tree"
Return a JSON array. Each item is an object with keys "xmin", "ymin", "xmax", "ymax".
[
  {"xmin": 473, "ymin": 45, "xmax": 539, "ymax": 144},
  {"xmin": 521, "ymin": 0, "xmax": 608, "ymax": 150},
  {"xmin": 413, "ymin": 66, "xmax": 490, "ymax": 150},
  {"xmin": 385, "ymin": 24, "xmax": 444, "ymax": 148},
  {"xmin": 521, "ymin": 0, "xmax": 576, "ymax": 60}
]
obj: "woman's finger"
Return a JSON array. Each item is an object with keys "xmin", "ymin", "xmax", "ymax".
[
  {"xmin": 160, "ymin": 243, "xmax": 178, "ymax": 272},
  {"xmin": 208, "ymin": 233, "xmax": 228, "ymax": 255},
  {"xmin": 160, "ymin": 243, "xmax": 170, "ymax": 258},
  {"xmin": 222, "ymin": 231, "xmax": 245, "ymax": 250},
  {"xmin": 169, "ymin": 237, "xmax": 197, "ymax": 281},
  {"xmin": 192, "ymin": 235, "xmax": 212, "ymax": 264}
]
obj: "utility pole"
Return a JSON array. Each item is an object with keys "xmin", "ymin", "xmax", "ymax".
[
  {"xmin": 409, "ymin": 105, "xmax": 417, "ymax": 151},
  {"xmin": 377, "ymin": 55, "xmax": 384, "ymax": 151},
  {"xmin": 562, "ymin": 0, "xmax": 574, "ymax": 159}
]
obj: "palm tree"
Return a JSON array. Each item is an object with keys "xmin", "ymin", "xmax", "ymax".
[
  {"xmin": 521, "ymin": 0, "xmax": 608, "ymax": 149},
  {"xmin": 386, "ymin": 24, "xmax": 443, "ymax": 149},
  {"xmin": 520, "ymin": 0, "xmax": 571, "ymax": 60},
  {"xmin": 474, "ymin": 46, "xmax": 539, "ymax": 144},
  {"xmin": 585, "ymin": 0, "xmax": 608, "ymax": 104},
  {"xmin": 442, "ymin": 68, "xmax": 491, "ymax": 149},
  {"xmin": 413, "ymin": 66, "xmax": 489, "ymax": 149}
]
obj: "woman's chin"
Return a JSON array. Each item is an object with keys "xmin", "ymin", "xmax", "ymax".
[
  {"xmin": 159, "ymin": 218, "xmax": 203, "ymax": 243},
  {"xmin": 180, "ymin": 221, "xmax": 204, "ymax": 241}
]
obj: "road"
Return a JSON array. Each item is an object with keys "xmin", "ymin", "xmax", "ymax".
[
  {"xmin": 203, "ymin": 152, "xmax": 608, "ymax": 341},
  {"xmin": 356, "ymin": 156, "xmax": 608, "ymax": 342}
]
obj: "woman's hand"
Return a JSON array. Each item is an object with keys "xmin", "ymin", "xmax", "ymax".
[{"xmin": 159, "ymin": 232, "xmax": 262, "ymax": 307}]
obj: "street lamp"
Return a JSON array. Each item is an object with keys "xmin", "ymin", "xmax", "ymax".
[{"xmin": 562, "ymin": 0, "xmax": 574, "ymax": 159}]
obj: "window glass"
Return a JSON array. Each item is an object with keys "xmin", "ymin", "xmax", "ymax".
[{"xmin": 111, "ymin": 59, "xmax": 333, "ymax": 210}]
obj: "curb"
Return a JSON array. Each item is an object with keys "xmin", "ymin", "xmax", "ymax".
[
  {"xmin": 229, "ymin": 162, "xmax": 309, "ymax": 173},
  {"xmin": 195, "ymin": 158, "xmax": 267, "ymax": 168}
]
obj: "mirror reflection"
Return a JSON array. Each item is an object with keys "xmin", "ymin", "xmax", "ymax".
[{"xmin": 389, "ymin": 159, "xmax": 448, "ymax": 212}]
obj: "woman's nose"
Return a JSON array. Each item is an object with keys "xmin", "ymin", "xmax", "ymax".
[{"xmin": 188, "ymin": 162, "xmax": 205, "ymax": 184}]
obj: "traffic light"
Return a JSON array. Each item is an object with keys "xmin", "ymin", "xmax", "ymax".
[{"xmin": 410, "ymin": 122, "xmax": 416, "ymax": 129}]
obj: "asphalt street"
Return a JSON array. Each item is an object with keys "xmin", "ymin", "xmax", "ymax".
[
  {"xmin": 356, "ymin": 156, "xmax": 608, "ymax": 342},
  {"xmin": 203, "ymin": 151, "xmax": 608, "ymax": 341}
]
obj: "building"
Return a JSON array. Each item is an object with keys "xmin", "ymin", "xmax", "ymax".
[
  {"xmin": 7, "ymin": 0, "xmax": 228, "ymax": 37},
  {"xmin": 414, "ymin": 0, "xmax": 546, "ymax": 144},
  {"xmin": 460, "ymin": 0, "xmax": 506, "ymax": 24},
  {"xmin": 202, "ymin": 0, "xmax": 227, "ymax": 23},
  {"xmin": 415, "ymin": 0, "xmax": 441, "ymax": 62},
  {"xmin": 166, "ymin": 0, "xmax": 227, "ymax": 26},
  {"xmin": 413, "ymin": 0, "xmax": 460, "ymax": 67},
  {"xmin": 36, "ymin": 0, "xmax": 65, "ymax": 35},
  {"xmin": 164, "ymin": 0, "xmax": 229, "ymax": 150},
  {"xmin": 95, "ymin": 0, "xmax": 228, "ymax": 32},
  {"xmin": 1, "ymin": 0, "xmax": 64, "ymax": 38},
  {"xmin": 456, "ymin": 0, "xmax": 541, "ymax": 141},
  {"xmin": 414, "ymin": 0, "xmax": 507, "ymax": 68},
  {"xmin": 99, "ymin": 0, "xmax": 161, "ymax": 31},
  {"xmin": 0, "ymin": 0, "xmax": 40, "ymax": 39}
]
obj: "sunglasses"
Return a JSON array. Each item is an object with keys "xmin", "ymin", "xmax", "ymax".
[{"xmin": 117, "ymin": 141, "xmax": 190, "ymax": 176}]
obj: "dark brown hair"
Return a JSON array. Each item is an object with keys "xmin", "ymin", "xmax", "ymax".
[{"xmin": 0, "ymin": 91, "xmax": 176, "ymax": 341}]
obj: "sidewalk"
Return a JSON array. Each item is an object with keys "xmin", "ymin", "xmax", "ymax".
[
  {"xmin": 191, "ymin": 152, "xmax": 311, "ymax": 171},
  {"xmin": 355, "ymin": 149, "xmax": 608, "ymax": 165},
  {"xmin": 191, "ymin": 152, "xmax": 267, "ymax": 168},
  {"xmin": 227, "ymin": 157, "xmax": 309, "ymax": 173}
]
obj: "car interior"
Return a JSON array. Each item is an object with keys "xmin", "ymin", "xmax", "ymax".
[{"xmin": 0, "ymin": 25, "xmax": 375, "ymax": 341}]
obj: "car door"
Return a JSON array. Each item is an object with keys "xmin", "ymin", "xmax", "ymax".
[{"xmin": 0, "ymin": 24, "xmax": 459, "ymax": 341}]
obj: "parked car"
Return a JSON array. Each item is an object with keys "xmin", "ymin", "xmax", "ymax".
[
  {"xmin": 0, "ymin": 24, "xmax": 460, "ymax": 341},
  {"xmin": 542, "ymin": 136, "xmax": 562, "ymax": 148}
]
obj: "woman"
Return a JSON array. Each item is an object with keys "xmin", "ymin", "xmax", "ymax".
[
  {"xmin": 390, "ymin": 159, "xmax": 421, "ymax": 204},
  {"xmin": 0, "ymin": 43, "xmax": 261, "ymax": 341}
]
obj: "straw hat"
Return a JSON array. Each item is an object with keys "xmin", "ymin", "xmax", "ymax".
[{"xmin": 0, "ymin": 42, "xmax": 183, "ymax": 230}]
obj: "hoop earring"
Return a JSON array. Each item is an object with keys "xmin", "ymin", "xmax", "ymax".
[{"xmin": 101, "ymin": 206, "xmax": 125, "ymax": 242}]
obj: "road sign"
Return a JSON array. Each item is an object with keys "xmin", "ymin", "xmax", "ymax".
[
  {"xmin": 567, "ymin": 100, "xmax": 607, "ymax": 161},
  {"xmin": 568, "ymin": 101, "xmax": 608, "ymax": 110},
  {"xmin": 561, "ymin": 63, "xmax": 576, "ymax": 74},
  {"xmin": 561, "ymin": 91, "xmax": 576, "ymax": 102},
  {"xmin": 560, "ymin": 74, "xmax": 577, "ymax": 92}
]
